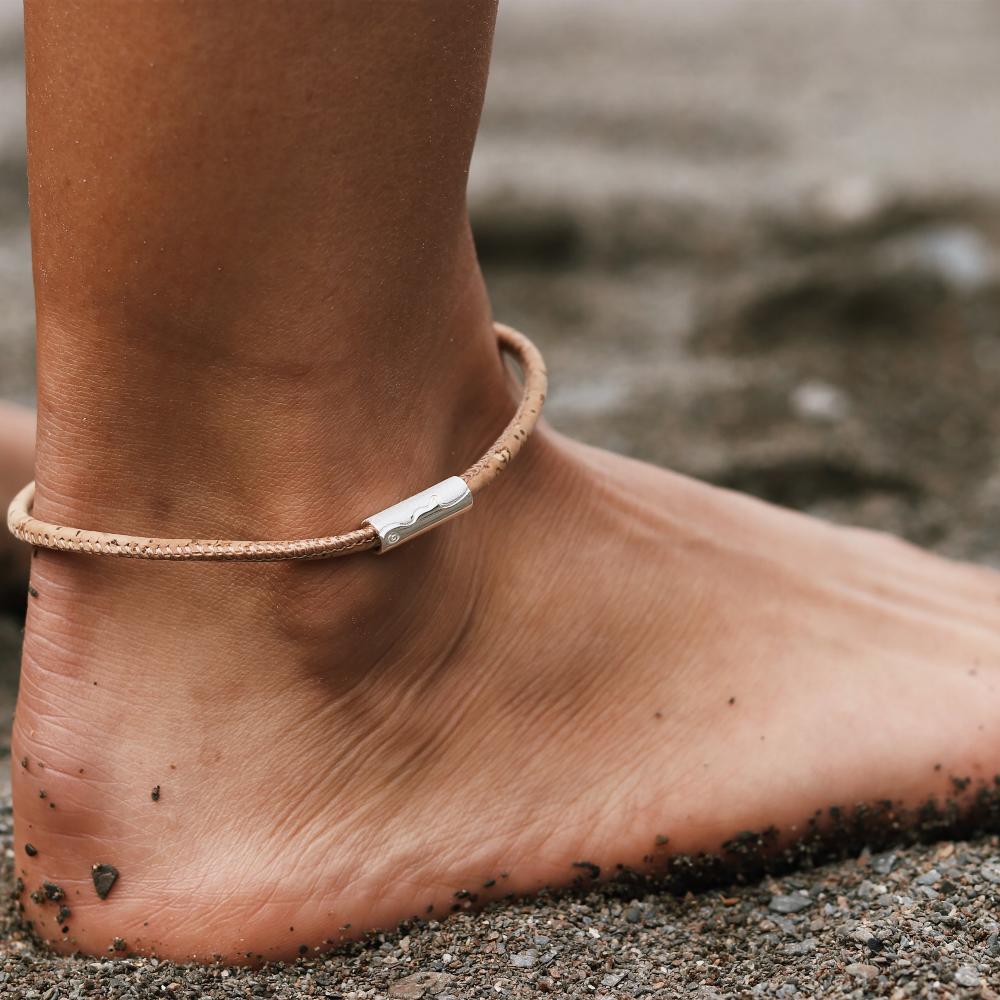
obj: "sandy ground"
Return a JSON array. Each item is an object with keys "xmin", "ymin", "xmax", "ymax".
[
  {"xmin": 2, "ymin": 802, "xmax": 1000, "ymax": 999},
  {"xmin": 2, "ymin": 0, "xmax": 1000, "ymax": 995}
]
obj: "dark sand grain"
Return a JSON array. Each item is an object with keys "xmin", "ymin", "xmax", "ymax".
[{"xmin": 90, "ymin": 865, "xmax": 118, "ymax": 902}]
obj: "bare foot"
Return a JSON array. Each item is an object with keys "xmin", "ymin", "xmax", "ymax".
[
  {"xmin": 13, "ymin": 426, "xmax": 1000, "ymax": 961},
  {"xmin": 0, "ymin": 401, "xmax": 35, "ymax": 604}
]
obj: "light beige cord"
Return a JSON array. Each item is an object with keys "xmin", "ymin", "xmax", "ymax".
[{"xmin": 7, "ymin": 323, "xmax": 547, "ymax": 562}]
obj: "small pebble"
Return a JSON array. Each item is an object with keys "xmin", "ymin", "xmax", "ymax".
[
  {"xmin": 92, "ymin": 863, "xmax": 119, "ymax": 900},
  {"xmin": 42, "ymin": 881, "xmax": 64, "ymax": 901},
  {"xmin": 783, "ymin": 938, "xmax": 817, "ymax": 955},
  {"xmin": 387, "ymin": 971, "xmax": 453, "ymax": 999},
  {"xmin": 871, "ymin": 851, "xmax": 897, "ymax": 875},
  {"xmin": 954, "ymin": 966, "xmax": 980, "ymax": 987},
  {"xmin": 769, "ymin": 893, "xmax": 812, "ymax": 914},
  {"xmin": 845, "ymin": 963, "xmax": 878, "ymax": 980}
]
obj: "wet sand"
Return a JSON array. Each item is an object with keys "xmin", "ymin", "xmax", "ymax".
[{"xmin": 2, "ymin": 0, "xmax": 1000, "ymax": 995}]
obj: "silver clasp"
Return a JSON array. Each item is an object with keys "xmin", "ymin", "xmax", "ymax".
[{"xmin": 363, "ymin": 476, "xmax": 473, "ymax": 553}]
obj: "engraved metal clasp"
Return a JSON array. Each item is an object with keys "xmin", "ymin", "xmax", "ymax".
[{"xmin": 363, "ymin": 476, "xmax": 473, "ymax": 553}]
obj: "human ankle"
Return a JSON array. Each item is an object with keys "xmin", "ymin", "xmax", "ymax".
[
  {"xmin": 31, "ymin": 252, "xmax": 513, "ymax": 543},
  {"xmin": 23, "ymin": 250, "xmax": 531, "ymax": 687}
]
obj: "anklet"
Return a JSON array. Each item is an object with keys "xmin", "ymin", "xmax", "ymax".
[{"xmin": 7, "ymin": 323, "xmax": 546, "ymax": 561}]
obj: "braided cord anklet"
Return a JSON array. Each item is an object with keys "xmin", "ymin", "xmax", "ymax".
[{"xmin": 7, "ymin": 323, "xmax": 547, "ymax": 562}]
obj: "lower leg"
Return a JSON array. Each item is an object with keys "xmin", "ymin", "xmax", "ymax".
[{"xmin": 27, "ymin": 0, "xmax": 509, "ymax": 541}]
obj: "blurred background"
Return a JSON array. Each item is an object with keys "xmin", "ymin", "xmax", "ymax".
[{"xmin": 2, "ymin": 0, "xmax": 1000, "ymax": 740}]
